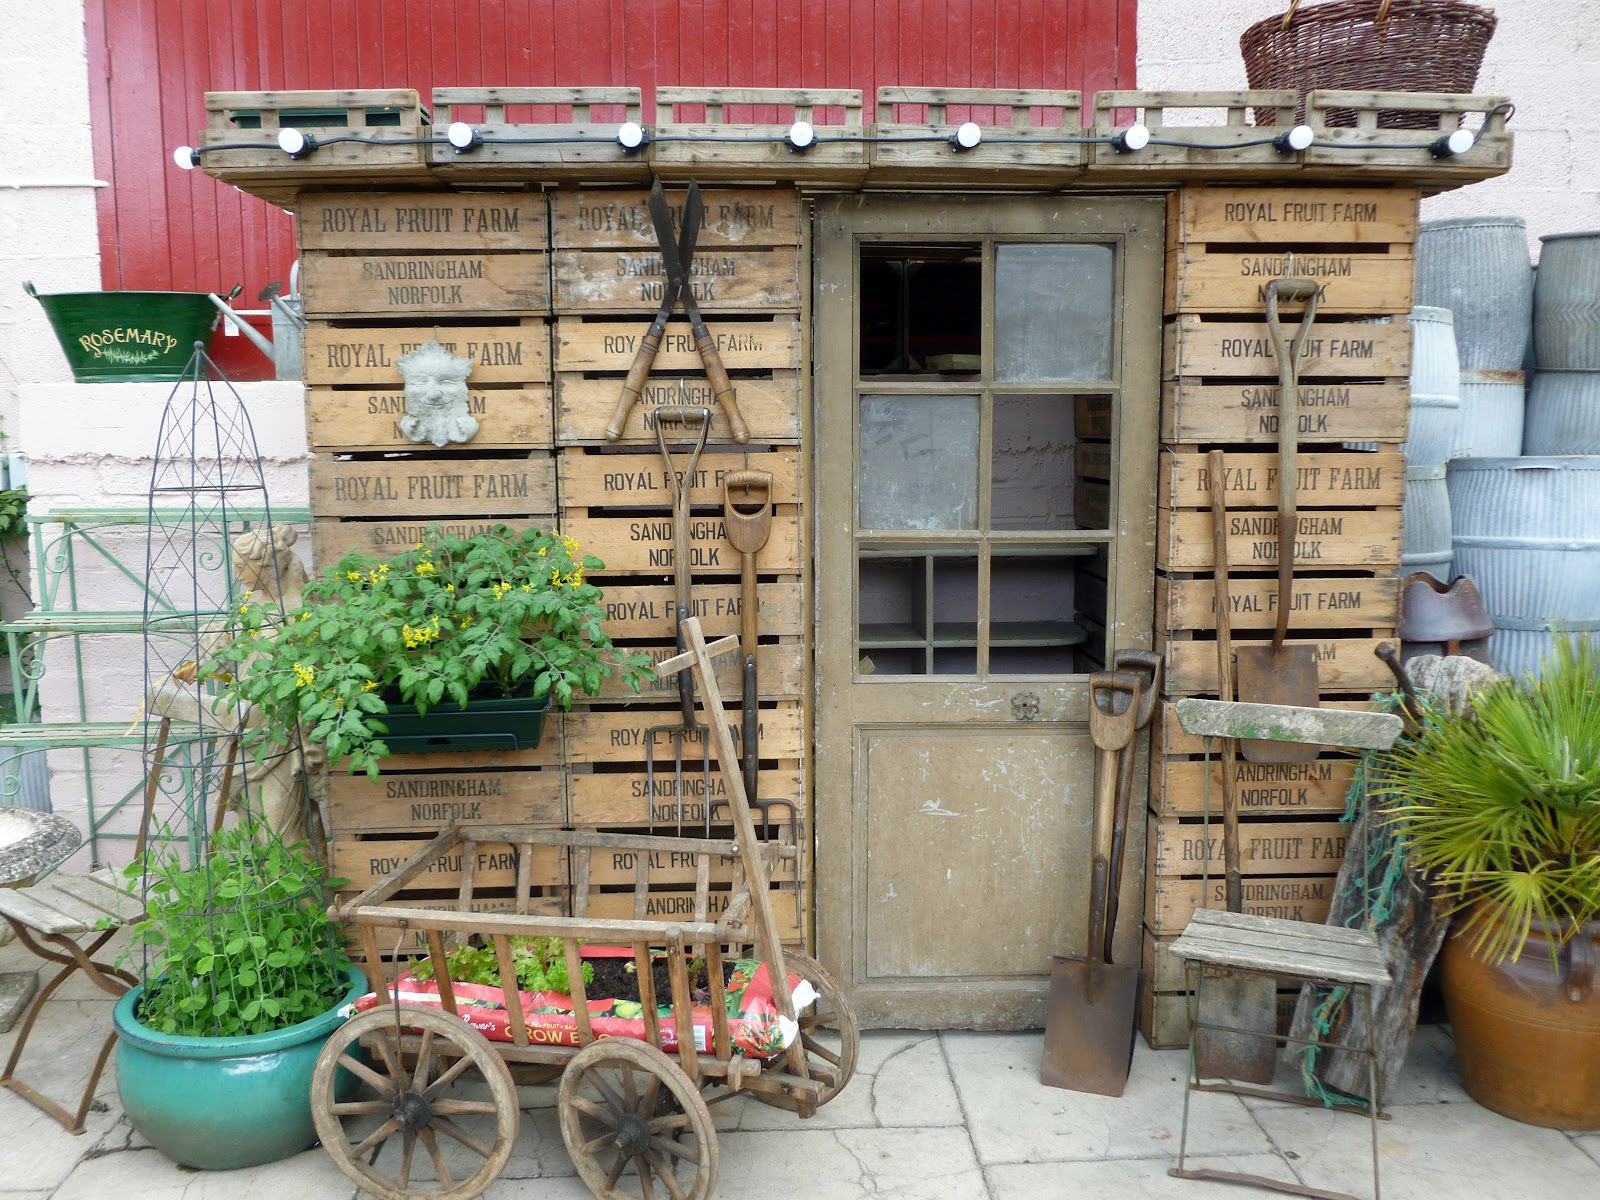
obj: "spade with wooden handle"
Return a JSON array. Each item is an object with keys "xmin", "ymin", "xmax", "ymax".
[{"xmin": 724, "ymin": 468, "xmax": 773, "ymax": 805}]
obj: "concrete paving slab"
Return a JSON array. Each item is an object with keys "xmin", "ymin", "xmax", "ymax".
[
  {"xmin": 943, "ymin": 1032, "xmax": 1271, "ymax": 1165},
  {"xmin": 1254, "ymin": 1093, "xmax": 1600, "ymax": 1199},
  {"xmin": 1241, "ymin": 1022, "xmax": 1469, "ymax": 1110},
  {"xmin": 52, "ymin": 1146, "xmax": 356, "ymax": 1200},
  {"xmin": 737, "ymin": 1030, "xmax": 962, "ymax": 1131},
  {"xmin": 987, "ymin": 1153, "xmax": 1301, "ymax": 1198},
  {"xmin": 720, "ymin": 1127, "xmax": 984, "ymax": 1199},
  {"xmin": 1572, "ymin": 1134, "xmax": 1600, "ymax": 1169},
  {"xmin": 0, "ymin": 1003, "xmax": 122, "ymax": 1191}
]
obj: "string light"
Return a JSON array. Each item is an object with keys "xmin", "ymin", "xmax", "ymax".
[
  {"xmin": 1274, "ymin": 125, "xmax": 1315, "ymax": 154},
  {"xmin": 172, "ymin": 146, "xmax": 199, "ymax": 170},
  {"xmin": 1111, "ymin": 124, "xmax": 1150, "ymax": 153},
  {"xmin": 617, "ymin": 121, "xmax": 646, "ymax": 151},
  {"xmin": 276, "ymin": 128, "xmax": 316, "ymax": 158},
  {"xmin": 1430, "ymin": 128, "xmax": 1476, "ymax": 159},
  {"xmin": 949, "ymin": 121, "xmax": 983, "ymax": 152},
  {"xmin": 785, "ymin": 120, "xmax": 816, "ymax": 151},
  {"xmin": 446, "ymin": 122, "xmax": 482, "ymax": 152}
]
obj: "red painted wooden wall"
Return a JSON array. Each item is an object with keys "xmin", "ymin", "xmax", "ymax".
[{"xmin": 87, "ymin": 0, "xmax": 1136, "ymax": 357}]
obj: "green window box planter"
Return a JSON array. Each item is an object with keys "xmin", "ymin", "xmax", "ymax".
[
  {"xmin": 25, "ymin": 283, "xmax": 220, "ymax": 382},
  {"xmin": 112, "ymin": 966, "xmax": 367, "ymax": 1170},
  {"xmin": 378, "ymin": 691, "xmax": 552, "ymax": 753}
]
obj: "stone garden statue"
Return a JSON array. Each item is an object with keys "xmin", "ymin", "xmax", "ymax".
[{"xmin": 397, "ymin": 338, "xmax": 478, "ymax": 447}]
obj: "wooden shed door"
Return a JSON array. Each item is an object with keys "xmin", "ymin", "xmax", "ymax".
[{"xmin": 812, "ymin": 195, "xmax": 1163, "ymax": 1028}]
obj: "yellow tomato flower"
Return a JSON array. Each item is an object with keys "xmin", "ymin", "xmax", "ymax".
[
  {"xmin": 362, "ymin": 680, "xmax": 379, "ymax": 692},
  {"xmin": 346, "ymin": 571, "xmax": 361, "ymax": 582},
  {"xmin": 415, "ymin": 561, "xmax": 437, "ymax": 576},
  {"xmin": 292, "ymin": 662, "xmax": 315, "ymax": 688}
]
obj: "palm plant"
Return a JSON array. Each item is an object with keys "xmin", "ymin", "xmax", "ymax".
[{"xmin": 1380, "ymin": 636, "xmax": 1600, "ymax": 964}]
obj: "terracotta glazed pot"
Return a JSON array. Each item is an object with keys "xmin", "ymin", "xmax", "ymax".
[{"xmin": 1440, "ymin": 906, "xmax": 1600, "ymax": 1129}]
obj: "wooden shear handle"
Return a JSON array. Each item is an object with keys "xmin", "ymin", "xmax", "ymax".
[
  {"xmin": 693, "ymin": 327, "xmax": 748, "ymax": 443},
  {"xmin": 606, "ymin": 312, "xmax": 671, "ymax": 440}
]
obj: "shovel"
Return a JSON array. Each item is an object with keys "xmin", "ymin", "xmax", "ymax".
[
  {"xmin": 1193, "ymin": 449, "xmax": 1279, "ymax": 1084},
  {"xmin": 1041, "ymin": 670, "xmax": 1142, "ymax": 1097},
  {"xmin": 1236, "ymin": 278, "xmax": 1322, "ymax": 764},
  {"xmin": 724, "ymin": 468, "xmax": 774, "ymax": 806},
  {"xmin": 1104, "ymin": 649, "xmax": 1161, "ymax": 964}
]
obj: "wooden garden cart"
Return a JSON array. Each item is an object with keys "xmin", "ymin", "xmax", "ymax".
[{"xmin": 310, "ymin": 618, "xmax": 858, "ymax": 1200}]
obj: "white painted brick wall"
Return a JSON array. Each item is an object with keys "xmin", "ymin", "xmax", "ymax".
[
  {"xmin": 1138, "ymin": 0, "xmax": 1600, "ymax": 255},
  {"xmin": 17, "ymin": 381, "xmax": 310, "ymax": 868}
]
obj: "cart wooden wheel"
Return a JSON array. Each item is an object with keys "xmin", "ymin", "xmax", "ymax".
[
  {"xmin": 753, "ymin": 950, "xmax": 860, "ymax": 1111},
  {"xmin": 311, "ymin": 1005, "xmax": 520, "ymax": 1200},
  {"xmin": 558, "ymin": 1038, "xmax": 718, "ymax": 1200}
]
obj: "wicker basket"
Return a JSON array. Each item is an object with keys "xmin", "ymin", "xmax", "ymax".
[{"xmin": 1241, "ymin": 0, "xmax": 1497, "ymax": 128}]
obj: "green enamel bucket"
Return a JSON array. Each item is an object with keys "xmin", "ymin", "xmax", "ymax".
[{"xmin": 25, "ymin": 283, "xmax": 220, "ymax": 382}]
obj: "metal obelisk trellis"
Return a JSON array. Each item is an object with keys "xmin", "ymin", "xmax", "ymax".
[{"xmin": 136, "ymin": 344, "xmax": 326, "ymax": 993}]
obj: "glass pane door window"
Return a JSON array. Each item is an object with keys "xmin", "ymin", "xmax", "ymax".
[{"xmin": 855, "ymin": 239, "xmax": 1121, "ymax": 679}]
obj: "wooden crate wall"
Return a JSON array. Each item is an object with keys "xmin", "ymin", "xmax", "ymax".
[
  {"xmin": 1142, "ymin": 184, "xmax": 1415, "ymax": 1047},
  {"xmin": 551, "ymin": 186, "xmax": 808, "ymax": 946},
  {"xmin": 303, "ymin": 186, "xmax": 810, "ymax": 959}
]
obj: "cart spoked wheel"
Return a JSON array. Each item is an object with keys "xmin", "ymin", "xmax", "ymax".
[
  {"xmin": 753, "ymin": 950, "xmax": 860, "ymax": 1111},
  {"xmin": 559, "ymin": 1039, "xmax": 718, "ymax": 1200},
  {"xmin": 311, "ymin": 1005, "xmax": 520, "ymax": 1200}
]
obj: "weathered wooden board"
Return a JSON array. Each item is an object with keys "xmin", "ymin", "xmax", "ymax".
[
  {"xmin": 299, "ymin": 192, "xmax": 549, "ymax": 251},
  {"xmin": 1160, "ymin": 450, "xmax": 1404, "ymax": 509},
  {"xmin": 557, "ymin": 373, "xmax": 800, "ymax": 445},
  {"xmin": 333, "ymin": 838, "xmax": 565, "ymax": 892},
  {"xmin": 560, "ymin": 508, "xmax": 802, "ymax": 574},
  {"xmin": 1150, "ymin": 756, "xmax": 1358, "ymax": 817},
  {"xmin": 1157, "ymin": 575, "xmax": 1400, "ymax": 632},
  {"xmin": 1144, "ymin": 931, "xmax": 1326, "ymax": 997},
  {"xmin": 1167, "ymin": 186, "xmax": 1419, "ymax": 245},
  {"xmin": 597, "ymin": 580, "xmax": 804, "ymax": 640},
  {"xmin": 577, "ymin": 845, "xmax": 796, "ymax": 887},
  {"xmin": 1074, "ymin": 481, "xmax": 1111, "ymax": 530},
  {"xmin": 584, "ymin": 641, "xmax": 804, "ymax": 703},
  {"xmin": 340, "ymin": 895, "xmax": 565, "ymax": 960},
  {"xmin": 1166, "ymin": 247, "xmax": 1413, "ymax": 315},
  {"xmin": 565, "ymin": 705, "xmax": 803, "ymax": 764},
  {"xmin": 310, "ymin": 455, "xmax": 556, "ymax": 518},
  {"xmin": 1156, "ymin": 696, "xmax": 1381, "ymax": 758},
  {"xmin": 555, "ymin": 317, "xmax": 800, "ymax": 373},
  {"xmin": 328, "ymin": 769, "xmax": 565, "ymax": 832},
  {"xmin": 305, "ymin": 323, "xmax": 551, "ymax": 385},
  {"xmin": 1161, "ymin": 635, "xmax": 1395, "ymax": 695},
  {"xmin": 550, "ymin": 188, "xmax": 803, "ymax": 249},
  {"xmin": 1163, "ymin": 316, "xmax": 1410, "ymax": 379},
  {"xmin": 1074, "ymin": 442, "xmax": 1112, "ymax": 481},
  {"xmin": 1161, "ymin": 380, "xmax": 1410, "ymax": 444},
  {"xmin": 306, "ymin": 386, "xmax": 553, "ymax": 452},
  {"xmin": 1153, "ymin": 818, "xmax": 1351, "ymax": 876},
  {"xmin": 568, "ymin": 769, "xmax": 804, "ymax": 829},
  {"xmin": 314, "ymin": 517, "xmax": 550, "ymax": 566},
  {"xmin": 301, "ymin": 250, "xmax": 550, "ymax": 317},
  {"xmin": 1158, "ymin": 508, "xmax": 1402, "ymax": 570},
  {"xmin": 559, "ymin": 448, "xmax": 800, "ymax": 508},
  {"xmin": 583, "ymin": 887, "xmax": 801, "ymax": 936},
  {"xmin": 1076, "ymin": 395, "xmax": 1112, "ymax": 439},
  {"xmin": 1144, "ymin": 873, "xmax": 1336, "ymax": 937},
  {"xmin": 553, "ymin": 247, "xmax": 801, "ymax": 312}
]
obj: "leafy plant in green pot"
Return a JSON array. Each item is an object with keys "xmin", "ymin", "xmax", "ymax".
[
  {"xmin": 215, "ymin": 524, "xmax": 654, "ymax": 776},
  {"xmin": 1380, "ymin": 635, "xmax": 1600, "ymax": 1129},
  {"xmin": 112, "ymin": 827, "xmax": 366, "ymax": 1168}
]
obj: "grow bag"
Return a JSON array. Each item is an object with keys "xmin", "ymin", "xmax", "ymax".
[
  {"xmin": 26, "ymin": 283, "xmax": 220, "ymax": 382},
  {"xmin": 355, "ymin": 955, "xmax": 816, "ymax": 1059}
]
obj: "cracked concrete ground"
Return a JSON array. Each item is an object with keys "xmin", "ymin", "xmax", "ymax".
[{"xmin": 2, "ymin": 931, "xmax": 1597, "ymax": 1199}]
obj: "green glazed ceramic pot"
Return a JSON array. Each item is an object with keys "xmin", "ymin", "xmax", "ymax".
[{"xmin": 113, "ymin": 967, "xmax": 366, "ymax": 1170}]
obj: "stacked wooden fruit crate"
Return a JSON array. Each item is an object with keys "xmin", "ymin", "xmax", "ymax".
[
  {"xmin": 297, "ymin": 190, "xmax": 566, "ymax": 952},
  {"xmin": 550, "ymin": 186, "xmax": 808, "ymax": 943},
  {"xmin": 1141, "ymin": 185, "xmax": 1417, "ymax": 1046}
]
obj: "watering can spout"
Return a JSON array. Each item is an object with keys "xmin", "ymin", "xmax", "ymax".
[{"xmin": 207, "ymin": 293, "xmax": 275, "ymax": 359}]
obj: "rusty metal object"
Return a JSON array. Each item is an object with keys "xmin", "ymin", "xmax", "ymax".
[{"xmin": 1105, "ymin": 648, "xmax": 1160, "ymax": 964}]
